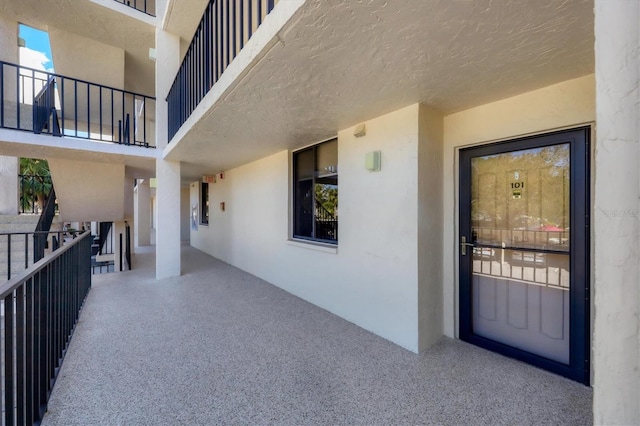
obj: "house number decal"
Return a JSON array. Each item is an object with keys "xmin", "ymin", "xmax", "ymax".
[{"xmin": 511, "ymin": 181, "xmax": 524, "ymax": 199}]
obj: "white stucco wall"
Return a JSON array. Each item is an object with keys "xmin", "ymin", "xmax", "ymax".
[
  {"xmin": 593, "ymin": 1, "xmax": 639, "ymax": 423},
  {"xmin": 134, "ymin": 179, "xmax": 151, "ymax": 247},
  {"xmin": 191, "ymin": 104, "xmax": 424, "ymax": 351},
  {"xmin": 418, "ymin": 106, "xmax": 444, "ymax": 350},
  {"xmin": 442, "ymin": 74, "xmax": 596, "ymax": 338},
  {"xmin": 0, "ymin": 14, "xmax": 18, "ymax": 63},
  {"xmin": 180, "ymin": 186, "xmax": 189, "ymax": 241},
  {"xmin": 48, "ymin": 158, "xmax": 125, "ymax": 222},
  {"xmin": 0, "ymin": 15, "xmax": 18, "ymax": 104},
  {"xmin": 0, "ymin": 156, "xmax": 19, "ymax": 215},
  {"xmin": 48, "ymin": 27, "xmax": 125, "ymax": 89}
]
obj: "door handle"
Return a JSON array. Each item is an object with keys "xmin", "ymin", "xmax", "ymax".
[{"xmin": 460, "ymin": 236, "xmax": 474, "ymax": 256}]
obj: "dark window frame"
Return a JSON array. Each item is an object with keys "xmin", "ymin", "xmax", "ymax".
[
  {"xmin": 292, "ymin": 139, "xmax": 338, "ymax": 244},
  {"xmin": 200, "ymin": 182, "xmax": 209, "ymax": 225}
]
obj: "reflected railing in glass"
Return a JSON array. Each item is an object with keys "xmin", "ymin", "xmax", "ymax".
[{"xmin": 472, "ymin": 247, "xmax": 569, "ymax": 290}]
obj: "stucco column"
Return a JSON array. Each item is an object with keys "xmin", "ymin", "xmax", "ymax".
[
  {"xmin": 134, "ymin": 179, "xmax": 151, "ymax": 247},
  {"xmin": 0, "ymin": 156, "xmax": 18, "ymax": 214},
  {"xmin": 156, "ymin": 160, "xmax": 181, "ymax": 278},
  {"xmin": 417, "ymin": 105, "xmax": 444, "ymax": 351},
  {"xmin": 593, "ymin": 1, "xmax": 640, "ymax": 424},
  {"xmin": 155, "ymin": 24, "xmax": 181, "ymax": 279}
]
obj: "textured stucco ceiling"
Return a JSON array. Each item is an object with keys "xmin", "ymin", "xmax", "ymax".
[
  {"xmin": 168, "ymin": 0, "xmax": 595, "ymax": 182},
  {"xmin": 163, "ymin": 0, "xmax": 209, "ymax": 43}
]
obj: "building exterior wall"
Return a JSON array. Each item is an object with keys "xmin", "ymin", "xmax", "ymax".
[
  {"xmin": 48, "ymin": 26, "xmax": 125, "ymax": 89},
  {"xmin": 418, "ymin": 106, "xmax": 444, "ymax": 350},
  {"xmin": 0, "ymin": 14, "xmax": 18, "ymax": 62},
  {"xmin": 191, "ymin": 104, "xmax": 424, "ymax": 352},
  {"xmin": 188, "ymin": 75, "xmax": 598, "ymax": 354},
  {"xmin": 0, "ymin": 156, "xmax": 19, "ymax": 215},
  {"xmin": 593, "ymin": 1, "xmax": 640, "ymax": 423},
  {"xmin": 47, "ymin": 158, "xmax": 126, "ymax": 222},
  {"xmin": 180, "ymin": 186, "xmax": 190, "ymax": 241}
]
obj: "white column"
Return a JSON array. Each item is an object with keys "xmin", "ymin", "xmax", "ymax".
[
  {"xmin": 155, "ymin": 26, "xmax": 181, "ymax": 279},
  {"xmin": 0, "ymin": 156, "xmax": 18, "ymax": 214},
  {"xmin": 593, "ymin": 1, "xmax": 640, "ymax": 424},
  {"xmin": 135, "ymin": 179, "xmax": 151, "ymax": 247},
  {"xmin": 156, "ymin": 160, "xmax": 181, "ymax": 278},
  {"xmin": 417, "ymin": 105, "xmax": 444, "ymax": 351}
]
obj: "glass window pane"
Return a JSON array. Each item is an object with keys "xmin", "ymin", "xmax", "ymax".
[
  {"xmin": 317, "ymin": 139, "xmax": 337, "ymax": 176},
  {"xmin": 471, "ymin": 143, "xmax": 569, "ymax": 251},
  {"xmin": 295, "ymin": 148, "xmax": 315, "ymax": 181},
  {"xmin": 294, "ymin": 179, "xmax": 313, "ymax": 237}
]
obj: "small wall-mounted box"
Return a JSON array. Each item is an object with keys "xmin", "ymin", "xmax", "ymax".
[
  {"xmin": 365, "ymin": 151, "xmax": 381, "ymax": 171},
  {"xmin": 220, "ymin": 202, "xmax": 225, "ymax": 212}
]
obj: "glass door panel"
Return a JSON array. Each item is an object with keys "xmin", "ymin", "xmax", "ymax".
[{"xmin": 470, "ymin": 144, "xmax": 570, "ymax": 363}]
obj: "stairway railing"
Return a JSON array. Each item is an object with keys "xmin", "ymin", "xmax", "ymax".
[
  {"xmin": 33, "ymin": 186, "xmax": 57, "ymax": 263},
  {"xmin": 33, "ymin": 76, "xmax": 61, "ymax": 136}
]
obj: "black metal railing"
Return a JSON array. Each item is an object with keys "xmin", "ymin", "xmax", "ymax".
[
  {"xmin": 34, "ymin": 186, "xmax": 58, "ymax": 263},
  {"xmin": 1, "ymin": 230, "xmax": 72, "ymax": 282},
  {"xmin": 19, "ymin": 174, "xmax": 58, "ymax": 215},
  {"xmin": 124, "ymin": 222, "xmax": 132, "ymax": 270},
  {"xmin": 315, "ymin": 199, "xmax": 338, "ymax": 242},
  {"xmin": 98, "ymin": 222, "xmax": 113, "ymax": 255},
  {"xmin": 0, "ymin": 231, "xmax": 91, "ymax": 424},
  {"xmin": 0, "ymin": 60, "xmax": 156, "ymax": 147},
  {"xmin": 113, "ymin": 0, "xmax": 156, "ymax": 16},
  {"xmin": 167, "ymin": 0, "xmax": 276, "ymax": 141},
  {"xmin": 33, "ymin": 76, "xmax": 61, "ymax": 136}
]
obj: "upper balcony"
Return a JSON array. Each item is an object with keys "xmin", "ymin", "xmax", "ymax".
[
  {"xmin": 163, "ymin": 0, "xmax": 593, "ymax": 184},
  {"xmin": 113, "ymin": 0, "xmax": 157, "ymax": 17},
  {"xmin": 0, "ymin": 61, "xmax": 156, "ymax": 148},
  {"xmin": 166, "ymin": 0, "xmax": 277, "ymax": 142}
]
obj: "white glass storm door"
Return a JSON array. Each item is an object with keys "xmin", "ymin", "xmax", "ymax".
[{"xmin": 458, "ymin": 127, "xmax": 590, "ymax": 384}]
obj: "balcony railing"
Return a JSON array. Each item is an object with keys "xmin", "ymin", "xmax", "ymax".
[
  {"xmin": 0, "ymin": 231, "xmax": 90, "ymax": 424},
  {"xmin": 113, "ymin": 0, "xmax": 156, "ymax": 16},
  {"xmin": 167, "ymin": 0, "xmax": 276, "ymax": 141},
  {"xmin": 0, "ymin": 61, "xmax": 156, "ymax": 147}
]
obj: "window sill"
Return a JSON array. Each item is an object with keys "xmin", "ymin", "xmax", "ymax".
[{"xmin": 287, "ymin": 239, "xmax": 338, "ymax": 254}]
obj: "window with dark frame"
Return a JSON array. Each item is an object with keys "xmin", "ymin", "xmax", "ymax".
[
  {"xmin": 293, "ymin": 139, "xmax": 338, "ymax": 244},
  {"xmin": 200, "ymin": 182, "xmax": 209, "ymax": 225}
]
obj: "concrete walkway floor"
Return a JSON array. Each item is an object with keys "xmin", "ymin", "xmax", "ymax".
[{"xmin": 42, "ymin": 245, "xmax": 592, "ymax": 425}]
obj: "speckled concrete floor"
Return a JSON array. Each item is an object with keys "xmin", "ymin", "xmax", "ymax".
[{"xmin": 42, "ymin": 245, "xmax": 592, "ymax": 425}]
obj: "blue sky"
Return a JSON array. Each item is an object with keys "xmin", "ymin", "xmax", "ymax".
[{"xmin": 19, "ymin": 24, "xmax": 54, "ymax": 72}]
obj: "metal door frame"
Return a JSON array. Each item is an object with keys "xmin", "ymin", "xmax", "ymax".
[{"xmin": 458, "ymin": 127, "xmax": 590, "ymax": 384}]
